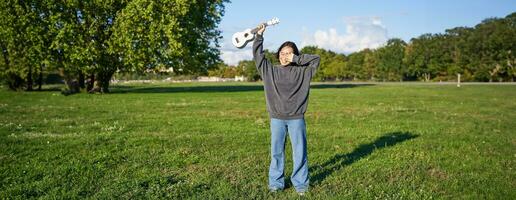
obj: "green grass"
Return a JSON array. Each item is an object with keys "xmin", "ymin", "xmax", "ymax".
[{"xmin": 0, "ymin": 82, "xmax": 515, "ymax": 199}]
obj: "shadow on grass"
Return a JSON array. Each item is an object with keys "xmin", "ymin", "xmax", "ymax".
[
  {"xmin": 309, "ymin": 131, "xmax": 419, "ymax": 186},
  {"xmin": 110, "ymin": 83, "xmax": 373, "ymax": 94},
  {"xmin": 1, "ymin": 84, "xmax": 63, "ymax": 92},
  {"xmin": 31, "ymin": 87, "xmax": 62, "ymax": 92}
]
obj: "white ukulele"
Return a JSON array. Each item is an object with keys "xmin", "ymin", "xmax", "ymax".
[{"xmin": 231, "ymin": 17, "xmax": 280, "ymax": 49}]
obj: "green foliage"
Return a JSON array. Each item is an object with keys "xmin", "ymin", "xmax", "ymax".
[
  {"xmin": 301, "ymin": 46, "xmax": 346, "ymax": 81},
  {"xmin": 404, "ymin": 34, "xmax": 439, "ymax": 81},
  {"xmin": 0, "ymin": 0, "xmax": 48, "ymax": 90},
  {"xmin": 376, "ymin": 38, "xmax": 406, "ymax": 81},
  {"xmin": 0, "ymin": 0, "xmax": 228, "ymax": 92},
  {"xmin": 238, "ymin": 60, "xmax": 260, "ymax": 81},
  {"xmin": 110, "ymin": 0, "xmax": 227, "ymax": 75},
  {"xmin": 401, "ymin": 13, "xmax": 515, "ymax": 82},
  {"xmin": 207, "ymin": 63, "xmax": 238, "ymax": 78}
]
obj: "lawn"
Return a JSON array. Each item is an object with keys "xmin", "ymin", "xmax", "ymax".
[{"xmin": 0, "ymin": 82, "xmax": 515, "ymax": 199}]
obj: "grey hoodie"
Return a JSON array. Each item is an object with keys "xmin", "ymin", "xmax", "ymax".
[{"xmin": 253, "ymin": 34, "xmax": 320, "ymax": 120}]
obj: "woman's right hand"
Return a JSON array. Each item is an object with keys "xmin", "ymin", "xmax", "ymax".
[{"xmin": 256, "ymin": 24, "xmax": 266, "ymax": 35}]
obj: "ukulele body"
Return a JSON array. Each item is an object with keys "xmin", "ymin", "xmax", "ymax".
[
  {"xmin": 232, "ymin": 29, "xmax": 256, "ymax": 49},
  {"xmin": 231, "ymin": 18, "xmax": 280, "ymax": 49}
]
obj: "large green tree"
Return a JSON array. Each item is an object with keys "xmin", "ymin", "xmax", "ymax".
[
  {"xmin": 301, "ymin": 46, "xmax": 347, "ymax": 81},
  {"xmin": 110, "ymin": 0, "xmax": 227, "ymax": 76},
  {"xmin": 404, "ymin": 34, "xmax": 441, "ymax": 81},
  {"xmin": 376, "ymin": 38, "xmax": 406, "ymax": 81},
  {"xmin": 1, "ymin": 0, "xmax": 228, "ymax": 93},
  {"xmin": 0, "ymin": 0, "xmax": 50, "ymax": 91},
  {"xmin": 238, "ymin": 60, "xmax": 260, "ymax": 81}
]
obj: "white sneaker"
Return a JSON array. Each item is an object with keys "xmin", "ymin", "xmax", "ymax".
[{"xmin": 269, "ymin": 187, "xmax": 281, "ymax": 193}]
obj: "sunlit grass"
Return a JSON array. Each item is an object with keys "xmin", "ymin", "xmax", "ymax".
[{"xmin": 1, "ymin": 82, "xmax": 515, "ymax": 199}]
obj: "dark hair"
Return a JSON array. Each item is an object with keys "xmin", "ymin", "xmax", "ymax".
[{"xmin": 276, "ymin": 41, "xmax": 299, "ymax": 60}]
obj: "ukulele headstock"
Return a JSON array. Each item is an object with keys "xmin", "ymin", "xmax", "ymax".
[{"xmin": 266, "ymin": 17, "xmax": 280, "ymax": 26}]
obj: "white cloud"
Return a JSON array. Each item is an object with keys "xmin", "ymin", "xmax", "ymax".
[
  {"xmin": 220, "ymin": 49, "xmax": 253, "ymax": 66},
  {"xmin": 302, "ymin": 16, "xmax": 388, "ymax": 54},
  {"xmin": 218, "ymin": 41, "xmax": 253, "ymax": 66}
]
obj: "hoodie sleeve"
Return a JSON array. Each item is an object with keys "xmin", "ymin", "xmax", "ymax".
[
  {"xmin": 292, "ymin": 54, "xmax": 321, "ymax": 74},
  {"xmin": 253, "ymin": 34, "xmax": 272, "ymax": 77}
]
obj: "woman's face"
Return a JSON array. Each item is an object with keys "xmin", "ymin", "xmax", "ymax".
[{"xmin": 279, "ymin": 46, "xmax": 294, "ymax": 66}]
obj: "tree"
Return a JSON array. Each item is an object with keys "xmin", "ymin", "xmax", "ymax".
[
  {"xmin": 43, "ymin": 1, "xmax": 128, "ymax": 94},
  {"xmin": 444, "ymin": 27, "xmax": 473, "ymax": 80},
  {"xmin": 362, "ymin": 49, "xmax": 378, "ymax": 81},
  {"xmin": 110, "ymin": 0, "xmax": 227, "ymax": 76},
  {"xmin": 207, "ymin": 63, "xmax": 237, "ymax": 78},
  {"xmin": 346, "ymin": 50, "xmax": 369, "ymax": 81},
  {"xmin": 238, "ymin": 60, "xmax": 260, "ymax": 81},
  {"xmin": 376, "ymin": 38, "xmax": 406, "ymax": 81},
  {"xmin": 404, "ymin": 34, "xmax": 438, "ymax": 81},
  {"xmin": 0, "ymin": 0, "xmax": 49, "ymax": 91},
  {"xmin": 324, "ymin": 54, "xmax": 346, "ymax": 81},
  {"xmin": 470, "ymin": 14, "xmax": 515, "ymax": 81},
  {"xmin": 301, "ymin": 46, "xmax": 346, "ymax": 81}
]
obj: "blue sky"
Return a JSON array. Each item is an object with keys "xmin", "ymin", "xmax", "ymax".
[{"xmin": 217, "ymin": 0, "xmax": 515, "ymax": 65}]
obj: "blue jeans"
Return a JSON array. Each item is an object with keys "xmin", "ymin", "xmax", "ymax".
[{"xmin": 269, "ymin": 118, "xmax": 309, "ymax": 192}]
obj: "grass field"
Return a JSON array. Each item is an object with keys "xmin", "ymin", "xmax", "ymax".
[{"xmin": 0, "ymin": 82, "xmax": 515, "ymax": 199}]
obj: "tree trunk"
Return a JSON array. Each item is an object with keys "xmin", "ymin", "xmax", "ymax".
[
  {"xmin": 27, "ymin": 67, "xmax": 33, "ymax": 90},
  {"xmin": 7, "ymin": 73, "xmax": 25, "ymax": 91},
  {"xmin": 26, "ymin": 65, "xmax": 33, "ymax": 91},
  {"xmin": 37, "ymin": 64, "xmax": 43, "ymax": 91},
  {"xmin": 89, "ymin": 70, "xmax": 115, "ymax": 93},
  {"xmin": 86, "ymin": 74, "xmax": 95, "ymax": 91},
  {"xmin": 1, "ymin": 43, "xmax": 25, "ymax": 91},
  {"xmin": 58, "ymin": 68, "xmax": 80, "ymax": 95},
  {"xmin": 78, "ymin": 71, "xmax": 85, "ymax": 89},
  {"xmin": 426, "ymin": 73, "xmax": 431, "ymax": 82}
]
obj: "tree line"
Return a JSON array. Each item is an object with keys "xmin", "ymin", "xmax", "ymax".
[
  {"xmin": 213, "ymin": 12, "xmax": 515, "ymax": 82},
  {"xmin": 0, "ymin": 0, "xmax": 227, "ymax": 93}
]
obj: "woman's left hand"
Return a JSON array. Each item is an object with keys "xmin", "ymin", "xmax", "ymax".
[{"xmin": 284, "ymin": 54, "xmax": 294, "ymax": 64}]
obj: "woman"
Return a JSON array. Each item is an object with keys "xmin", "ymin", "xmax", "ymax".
[{"xmin": 253, "ymin": 24, "xmax": 320, "ymax": 195}]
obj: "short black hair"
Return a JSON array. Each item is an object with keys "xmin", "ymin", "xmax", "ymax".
[{"xmin": 276, "ymin": 41, "xmax": 300, "ymax": 60}]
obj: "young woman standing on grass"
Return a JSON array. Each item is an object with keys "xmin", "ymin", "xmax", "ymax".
[{"xmin": 252, "ymin": 24, "xmax": 320, "ymax": 196}]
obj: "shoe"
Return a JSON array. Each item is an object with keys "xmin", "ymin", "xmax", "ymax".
[
  {"xmin": 269, "ymin": 187, "xmax": 281, "ymax": 193},
  {"xmin": 297, "ymin": 190, "xmax": 307, "ymax": 196}
]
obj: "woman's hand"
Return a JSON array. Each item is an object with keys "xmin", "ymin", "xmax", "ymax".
[
  {"xmin": 280, "ymin": 52, "xmax": 294, "ymax": 65},
  {"xmin": 256, "ymin": 24, "xmax": 266, "ymax": 35},
  {"xmin": 285, "ymin": 53, "xmax": 294, "ymax": 63}
]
